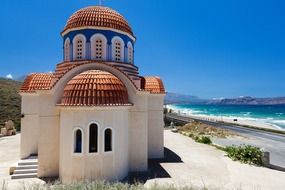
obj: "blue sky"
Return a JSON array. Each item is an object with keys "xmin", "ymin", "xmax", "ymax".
[{"xmin": 0, "ymin": 0, "xmax": 284, "ymax": 98}]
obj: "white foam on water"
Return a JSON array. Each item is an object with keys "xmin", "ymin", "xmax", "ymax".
[
  {"xmin": 166, "ymin": 105, "xmax": 285, "ymax": 130},
  {"xmin": 166, "ymin": 105, "xmax": 204, "ymax": 115}
]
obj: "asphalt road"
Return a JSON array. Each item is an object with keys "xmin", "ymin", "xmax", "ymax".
[{"xmin": 166, "ymin": 113, "xmax": 285, "ymax": 168}]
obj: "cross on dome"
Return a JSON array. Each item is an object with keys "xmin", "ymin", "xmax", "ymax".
[{"xmin": 98, "ymin": 0, "xmax": 105, "ymax": 6}]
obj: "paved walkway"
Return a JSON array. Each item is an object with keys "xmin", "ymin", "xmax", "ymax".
[
  {"xmin": 1, "ymin": 132, "xmax": 285, "ymax": 190},
  {"xmin": 0, "ymin": 134, "xmax": 20, "ymax": 180},
  {"xmin": 145, "ymin": 130, "xmax": 285, "ymax": 190},
  {"xmin": 0, "ymin": 134, "xmax": 43, "ymax": 190}
]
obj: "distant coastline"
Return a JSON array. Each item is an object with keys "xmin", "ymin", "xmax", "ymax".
[
  {"xmin": 165, "ymin": 92, "xmax": 285, "ymax": 105},
  {"xmin": 166, "ymin": 104, "xmax": 285, "ymax": 131}
]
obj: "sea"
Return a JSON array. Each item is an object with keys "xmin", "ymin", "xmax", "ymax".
[{"xmin": 167, "ymin": 104, "xmax": 285, "ymax": 130}]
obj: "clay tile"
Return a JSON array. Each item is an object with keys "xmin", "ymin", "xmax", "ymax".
[
  {"xmin": 63, "ymin": 6, "xmax": 134, "ymax": 36},
  {"xmin": 60, "ymin": 70, "xmax": 130, "ymax": 106},
  {"xmin": 20, "ymin": 73, "xmax": 53, "ymax": 93},
  {"xmin": 142, "ymin": 76, "xmax": 165, "ymax": 94}
]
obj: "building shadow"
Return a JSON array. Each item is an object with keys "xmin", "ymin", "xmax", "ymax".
[
  {"xmin": 40, "ymin": 147, "xmax": 182, "ymax": 185},
  {"xmin": 125, "ymin": 147, "xmax": 183, "ymax": 184}
]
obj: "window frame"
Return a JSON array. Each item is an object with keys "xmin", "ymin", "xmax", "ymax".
[
  {"xmin": 91, "ymin": 34, "xmax": 107, "ymax": 61},
  {"xmin": 87, "ymin": 121, "xmax": 100, "ymax": 155},
  {"xmin": 72, "ymin": 127, "xmax": 84, "ymax": 156},
  {"xmin": 64, "ymin": 38, "xmax": 71, "ymax": 62},
  {"xmin": 111, "ymin": 36, "xmax": 125, "ymax": 63},
  {"xmin": 127, "ymin": 42, "xmax": 133, "ymax": 64},
  {"xmin": 72, "ymin": 34, "xmax": 86, "ymax": 61}
]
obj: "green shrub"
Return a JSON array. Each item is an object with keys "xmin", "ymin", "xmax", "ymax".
[
  {"xmin": 194, "ymin": 136, "xmax": 212, "ymax": 144},
  {"xmin": 15, "ymin": 122, "xmax": 21, "ymax": 132},
  {"xmin": 188, "ymin": 133, "xmax": 194, "ymax": 138},
  {"xmin": 224, "ymin": 144, "xmax": 263, "ymax": 166}
]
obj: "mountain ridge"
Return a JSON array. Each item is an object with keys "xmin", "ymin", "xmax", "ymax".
[{"xmin": 165, "ymin": 92, "xmax": 285, "ymax": 105}]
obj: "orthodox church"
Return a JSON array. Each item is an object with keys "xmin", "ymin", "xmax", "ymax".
[{"xmin": 19, "ymin": 5, "xmax": 165, "ymax": 182}]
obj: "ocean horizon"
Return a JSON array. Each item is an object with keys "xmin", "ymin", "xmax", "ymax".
[{"xmin": 167, "ymin": 104, "xmax": 285, "ymax": 130}]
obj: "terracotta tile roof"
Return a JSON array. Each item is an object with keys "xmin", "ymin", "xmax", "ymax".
[
  {"xmin": 20, "ymin": 73, "xmax": 53, "ymax": 93},
  {"xmin": 141, "ymin": 76, "xmax": 165, "ymax": 94},
  {"xmin": 52, "ymin": 60, "xmax": 139, "ymax": 90},
  {"xmin": 59, "ymin": 70, "xmax": 131, "ymax": 106},
  {"xmin": 62, "ymin": 6, "xmax": 133, "ymax": 36}
]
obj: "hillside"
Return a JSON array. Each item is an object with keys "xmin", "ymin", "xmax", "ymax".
[
  {"xmin": 165, "ymin": 93, "xmax": 285, "ymax": 105},
  {"xmin": 207, "ymin": 96, "xmax": 285, "ymax": 105},
  {"xmin": 0, "ymin": 78, "xmax": 22, "ymax": 129},
  {"xmin": 165, "ymin": 92, "xmax": 206, "ymax": 104}
]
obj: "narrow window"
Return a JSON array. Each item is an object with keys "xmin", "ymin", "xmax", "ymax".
[
  {"xmin": 74, "ymin": 130, "xmax": 82, "ymax": 153},
  {"xmin": 128, "ymin": 44, "xmax": 133, "ymax": 64},
  {"xmin": 89, "ymin": 124, "xmax": 98, "ymax": 153},
  {"xmin": 76, "ymin": 39, "xmax": 83, "ymax": 60},
  {"xmin": 64, "ymin": 39, "xmax": 70, "ymax": 61},
  {"xmin": 104, "ymin": 128, "xmax": 112, "ymax": 152},
  {"xmin": 115, "ymin": 42, "xmax": 121, "ymax": 62},
  {"xmin": 95, "ymin": 39, "xmax": 103, "ymax": 60}
]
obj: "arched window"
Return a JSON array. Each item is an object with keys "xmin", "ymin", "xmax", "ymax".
[
  {"xmin": 73, "ymin": 35, "xmax": 86, "ymax": 60},
  {"xmin": 91, "ymin": 34, "xmax": 107, "ymax": 60},
  {"xmin": 89, "ymin": 123, "xmax": 98, "ymax": 153},
  {"xmin": 74, "ymin": 129, "xmax": 82, "ymax": 153},
  {"xmin": 127, "ymin": 42, "xmax": 133, "ymax": 64},
  {"xmin": 112, "ymin": 37, "xmax": 125, "ymax": 62},
  {"xmin": 104, "ymin": 128, "xmax": 112, "ymax": 152},
  {"xmin": 64, "ymin": 38, "xmax": 70, "ymax": 61}
]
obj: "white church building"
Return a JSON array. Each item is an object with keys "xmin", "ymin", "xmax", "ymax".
[{"xmin": 19, "ymin": 5, "xmax": 165, "ymax": 182}]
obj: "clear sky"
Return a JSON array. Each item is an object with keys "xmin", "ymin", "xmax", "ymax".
[{"xmin": 0, "ymin": 0, "xmax": 284, "ymax": 98}]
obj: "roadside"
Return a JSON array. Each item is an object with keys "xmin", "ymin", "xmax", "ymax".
[
  {"xmin": 166, "ymin": 113, "xmax": 285, "ymax": 135},
  {"xmin": 211, "ymin": 130, "xmax": 285, "ymax": 168},
  {"xmin": 145, "ymin": 130, "xmax": 285, "ymax": 190},
  {"xmin": 169, "ymin": 117, "xmax": 285, "ymax": 168}
]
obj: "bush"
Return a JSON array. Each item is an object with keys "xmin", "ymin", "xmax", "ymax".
[
  {"xmin": 224, "ymin": 144, "xmax": 263, "ymax": 166},
  {"xmin": 194, "ymin": 136, "xmax": 212, "ymax": 144},
  {"xmin": 188, "ymin": 133, "xmax": 194, "ymax": 138},
  {"xmin": 15, "ymin": 122, "xmax": 21, "ymax": 132}
]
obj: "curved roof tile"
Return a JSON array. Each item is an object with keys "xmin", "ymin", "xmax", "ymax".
[
  {"xmin": 60, "ymin": 70, "xmax": 131, "ymax": 106},
  {"xmin": 141, "ymin": 76, "xmax": 165, "ymax": 94},
  {"xmin": 63, "ymin": 6, "xmax": 133, "ymax": 36},
  {"xmin": 20, "ymin": 73, "xmax": 53, "ymax": 93}
]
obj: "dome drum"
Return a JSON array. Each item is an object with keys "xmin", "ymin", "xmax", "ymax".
[{"xmin": 63, "ymin": 30, "xmax": 135, "ymax": 65}]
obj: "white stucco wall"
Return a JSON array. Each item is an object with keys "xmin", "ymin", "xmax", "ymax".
[
  {"xmin": 59, "ymin": 107, "xmax": 130, "ymax": 183},
  {"xmin": 20, "ymin": 94, "xmax": 40, "ymax": 159},
  {"xmin": 147, "ymin": 95, "xmax": 165, "ymax": 159},
  {"xmin": 129, "ymin": 94, "xmax": 149, "ymax": 172},
  {"xmin": 37, "ymin": 93, "xmax": 60, "ymax": 178}
]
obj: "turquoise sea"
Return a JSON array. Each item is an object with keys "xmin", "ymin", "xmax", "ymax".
[{"xmin": 168, "ymin": 104, "xmax": 285, "ymax": 129}]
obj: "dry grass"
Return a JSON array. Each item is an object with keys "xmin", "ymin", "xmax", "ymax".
[
  {"xmin": 0, "ymin": 180, "xmax": 210, "ymax": 190},
  {"xmin": 178, "ymin": 121, "xmax": 238, "ymax": 138}
]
